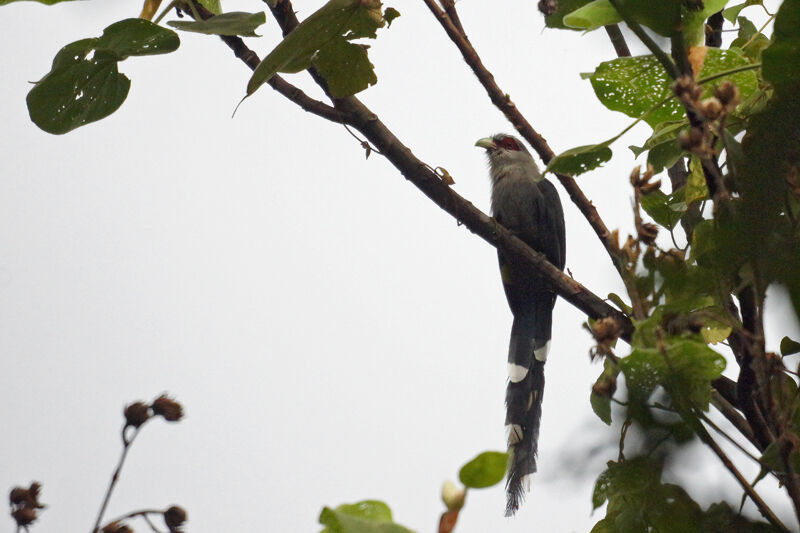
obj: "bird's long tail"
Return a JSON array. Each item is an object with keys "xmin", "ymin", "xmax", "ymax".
[{"xmin": 504, "ymin": 312, "xmax": 549, "ymax": 516}]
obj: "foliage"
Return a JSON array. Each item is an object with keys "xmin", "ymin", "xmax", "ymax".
[{"xmin": 6, "ymin": 0, "xmax": 800, "ymax": 531}]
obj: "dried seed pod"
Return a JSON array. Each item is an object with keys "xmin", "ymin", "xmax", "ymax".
[
  {"xmin": 124, "ymin": 402, "xmax": 151, "ymax": 428},
  {"xmin": 152, "ymin": 395, "xmax": 184, "ymax": 422},
  {"xmin": 637, "ymin": 222, "xmax": 659, "ymax": 245},
  {"xmin": 164, "ymin": 505, "xmax": 188, "ymax": 531},
  {"xmin": 700, "ymin": 97, "xmax": 724, "ymax": 120},
  {"xmin": 714, "ymin": 81, "xmax": 740, "ymax": 109}
]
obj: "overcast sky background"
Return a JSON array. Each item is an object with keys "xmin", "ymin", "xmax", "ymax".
[{"xmin": 1, "ymin": 1, "xmax": 797, "ymax": 532}]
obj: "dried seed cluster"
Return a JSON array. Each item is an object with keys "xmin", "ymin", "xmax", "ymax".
[
  {"xmin": 9, "ymin": 482, "xmax": 45, "ymax": 529},
  {"xmin": 124, "ymin": 395, "xmax": 184, "ymax": 429}
]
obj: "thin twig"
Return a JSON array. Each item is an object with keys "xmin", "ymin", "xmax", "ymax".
[
  {"xmin": 695, "ymin": 423, "xmax": 788, "ymax": 531},
  {"xmin": 711, "ymin": 390, "xmax": 758, "ymax": 449},
  {"xmin": 439, "ymin": 0, "xmax": 466, "ymax": 36},
  {"xmin": 700, "ymin": 411, "xmax": 760, "ymax": 463},
  {"xmin": 93, "ymin": 427, "xmax": 141, "ymax": 533},
  {"xmin": 608, "ymin": 0, "xmax": 679, "ymax": 79},
  {"xmin": 188, "ymin": 3, "xmax": 346, "ymax": 123},
  {"xmin": 101, "ymin": 509, "xmax": 166, "ymax": 533},
  {"xmin": 420, "ymin": 0, "xmax": 622, "ymax": 273}
]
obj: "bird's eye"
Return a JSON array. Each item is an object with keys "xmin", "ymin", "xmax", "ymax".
[{"xmin": 498, "ymin": 137, "xmax": 521, "ymax": 151}]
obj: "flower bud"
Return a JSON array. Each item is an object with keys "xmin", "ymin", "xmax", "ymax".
[{"xmin": 441, "ymin": 481, "xmax": 466, "ymax": 511}]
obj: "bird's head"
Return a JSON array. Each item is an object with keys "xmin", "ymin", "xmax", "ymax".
[{"xmin": 475, "ymin": 134, "xmax": 539, "ymax": 181}]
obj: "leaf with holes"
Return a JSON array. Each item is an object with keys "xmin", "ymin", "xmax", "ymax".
[
  {"xmin": 586, "ymin": 48, "xmax": 758, "ymax": 127},
  {"xmin": 545, "ymin": 143, "xmax": 612, "ymax": 176},
  {"xmin": 640, "ymin": 190, "xmax": 686, "ymax": 230},
  {"xmin": 313, "ymin": 38, "xmax": 377, "ymax": 97},
  {"xmin": 621, "ymin": 341, "xmax": 725, "ymax": 410},
  {"xmin": 96, "ymin": 18, "xmax": 180, "ymax": 59},
  {"xmin": 169, "ymin": 11, "xmax": 267, "ymax": 37},
  {"xmin": 247, "ymin": 0, "xmax": 386, "ymax": 96},
  {"xmin": 26, "ymin": 19, "xmax": 179, "ymax": 134},
  {"xmin": 27, "ymin": 42, "xmax": 130, "ymax": 135}
]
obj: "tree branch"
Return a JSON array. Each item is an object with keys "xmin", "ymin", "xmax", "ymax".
[
  {"xmin": 211, "ymin": 4, "xmax": 636, "ymax": 339},
  {"xmin": 604, "ymin": 24, "xmax": 631, "ymax": 57},
  {"xmin": 420, "ymin": 0, "xmax": 622, "ymax": 272},
  {"xmin": 190, "ymin": 3, "xmax": 345, "ymax": 123},
  {"xmin": 334, "ymin": 96, "xmax": 634, "ymax": 335},
  {"xmin": 695, "ymin": 422, "xmax": 788, "ymax": 531}
]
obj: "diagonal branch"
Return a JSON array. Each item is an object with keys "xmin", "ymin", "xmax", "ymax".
[
  {"xmin": 421, "ymin": 0, "xmax": 622, "ymax": 272},
  {"xmin": 191, "ymin": 2, "xmax": 344, "ymax": 123},
  {"xmin": 604, "ymin": 24, "xmax": 631, "ymax": 57},
  {"xmin": 209, "ymin": 31, "xmax": 635, "ymax": 340},
  {"xmin": 220, "ymin": 0, "xmax": 740, "ymax": 402}
]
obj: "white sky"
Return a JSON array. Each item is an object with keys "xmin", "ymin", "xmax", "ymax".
[{"xmin": 1, "ymin": 1, "xmax": 797, "ymax": 532}]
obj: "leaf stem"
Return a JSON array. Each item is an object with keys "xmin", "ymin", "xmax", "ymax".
[
  {"xmin": 152, "ymin": 0, "xmax": 179, "ymax": 25},
  {"xmin": 608, "ymin": 0, "xmax": 679, "ymax": 79}
]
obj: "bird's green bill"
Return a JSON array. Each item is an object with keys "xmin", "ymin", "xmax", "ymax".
[{"xmin": 475, "ymin": 137, "xmax": 496, "ymax": 149}]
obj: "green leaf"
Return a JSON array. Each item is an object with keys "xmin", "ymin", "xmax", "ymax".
[
  {"xmin": 722, "ymin": 0, "xmax": 763, "ymax": 22},
  {"xmin": 26, "ymin": 19, "xmax": 179, "ymax": 135},
  {"xmin": 681, "ymin": 0, "xmax": 728, "ymax": 47},
  {"xmin": 458, "ymin": 451, "xmax": 508, "ymax": 489},
  {"xmin": 730, "ymin": 16, "xmax": 771, "ymax": 60},
  {"xmin": 640, "ymin": 189, "xmax": 686, "ymax": 230},
  {"xmin": 384, "ymin": 7, "xmax": 400, "ymax": 27},
  {"xmin": 623, "ymin": 0, "xmax": 682, "ymax": 37},
  {"xmin": 608, "ymin": 292, "xmax": 633, "ymax": 315},
  {"xmin": 701, "ymin": 324, "xmax": 732, "ymax": 344},
  {"xmin": 247, "ymin": 0, "xmax": 386, "ymax": 96},
  {"xmin": 621, "ymin": 340, "xmax": 725, "ymax": 410},
  {"xmin": 313, "ymin": 38, "xmax": 377, "ymax": 97},
  {"xmin": 587, "ymin": 48, "xmax": 759, "ymax": 127},
  {"xmin": 563, "ymin": 0, "xmax": 620, "ymax": 31},
  {"xmin": 197, "ymin": 0, "xmax": 222, "ymax": 14},
  {"xmin": 781, "ymin": 336, "xmax": 800, "ymax": 356},
  {"xmin": 592, "ymin": 468, "xmax": 611, "ymax": 509},
  {"xmin": 96, "ymin": 18, "xmax": 180, "ymax": 60},
  {"xmin": 27, "ymin": 43, "xmax": 130, "ymax": 135},
  {"xmin": 545, "ymin": 0, "xmax": 595, "ymax": 29},
  {"xmin": 545, "ymin": 143, "xmax": 612, "ymax": 176},
  {"xmin": 591, "ymin": 391, "xmax": 612, "ymax": 425},
  {"xmin": 629, "ymin": 120, "xmax": 688, "ymax": 172},
  {"xmin": 169, "ymin": 11, "xmax": 267, "ymax": 37},
  {"xmin": 319, "ymin": 500, "xmax": 414, "ymax": 533},
  {"xmin": 762, "ymin": 0, "xmax": 800, "ymax": 95},
  {"xmin": 684, "ymin": 156, "xmax": 709, "ymax": 205}
]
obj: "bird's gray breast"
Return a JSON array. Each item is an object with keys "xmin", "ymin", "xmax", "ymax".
[{"xmin": 491, "ymin": 174, "xmax": 541, "ymax": 230}]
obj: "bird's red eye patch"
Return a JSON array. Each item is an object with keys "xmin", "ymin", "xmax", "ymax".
[{"xmin": 497, "ymin": 137, "xmax": 521, "ymax": 151}]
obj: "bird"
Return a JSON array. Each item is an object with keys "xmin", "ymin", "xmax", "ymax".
[{"xmin": 475, "ymin": 134, "xmax": 566, "ymax": 516}]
